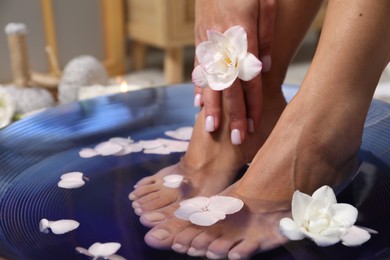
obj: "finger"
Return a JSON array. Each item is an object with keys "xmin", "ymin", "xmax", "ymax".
[
  {"xmin": 259, "ymin": 0, "xmax": 277, "ymax": 72},
  {"xmin": 242, "ymin": 76, "xmax": 262, "ymax": 134},
  {"xmin": 222, "ymin": 81, "xmax": 247, "ymax": 145},
  {"xmin": 202, "ymin": 87, "xmax": 222, "ymax": 133}
]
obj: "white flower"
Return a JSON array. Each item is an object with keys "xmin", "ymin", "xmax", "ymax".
[
  {"xmin": 76, "ymin": 242, "xmax": 123, "ymax": 260},
  {"xmin": 39, "ymin": 218, "xmax": 79, "ymax": 235},
  {"xmin": 58, "ymin": 172, "xmax": 88, "ymax": 189},
  {"xmin": 79, "ymin": 136, "xmax": 142, "ymax": 158},
  {"xmin": 279, "ymin": 185, "xmax": 376, "ymax": 247},
  {"xmin": 0, "ymin": 87, "xmax": 15, "ymax": 128},
  {"xmin": 192, "ymin": 25, "xmax": 262, "ymax": 91},
  {"xmin": 163, "ymin": 174, "xmax": 184, "ymax": 188},
  {"xmin": 175, "ymin": 195, "xmax": 244, "ymax": 226}
]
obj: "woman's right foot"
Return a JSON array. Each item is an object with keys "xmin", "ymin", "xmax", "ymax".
[{"xmin": 129, "ymin": 92, "xmax": 286, "ymax": 227}]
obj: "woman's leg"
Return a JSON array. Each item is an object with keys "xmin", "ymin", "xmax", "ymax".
[{"xmin": 143, "ymin": 0, "xmax": 390, "ymax": 259}]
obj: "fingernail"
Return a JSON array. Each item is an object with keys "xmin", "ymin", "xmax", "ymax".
[
  {"xmin": 172, "ymin": 243, "xmax": 185, "ymax": 253},
  {"xmin": 150, "ymin": 229, "xmax": 170, "ymax": 240},
  {"xmin": 205, "ymin": 116, "xmax": 215, "ymax": 132},
  {"xmin": 206, "ymin": 251, "xmax": 224, "ymax": 259},
  {"xmin": 187, "ymin": 247, "xmax": 205, "ymax": 256},
  {"xmin": 231, "ymin": 129, "xmax": 242, "ymax": 145},
  {"xmin": 143, "ymin": 212, "xmax": 166, "ymax": 222},
  {"xmin": 194, "ymin": 93, "xmax": 201, "ymax": 107},
  {"xmin": 247, "ymin": 118, "xmax": 254, "ymax": 133},
  {"xmin": 260, "ymin": 55, "xmax": 271, "ymax": 72}
]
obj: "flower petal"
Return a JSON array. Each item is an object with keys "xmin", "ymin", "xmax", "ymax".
[
  {"xmin": 224, "ymin": 25, "xmax": 248, "ymax": 55},
  {"xmin": 163, "ymin": 174, "xmax": 184, "ymax": 188},
  {"xmin": 206, "ymin": 71, "xmax": 238, "ymax": 91},
  {"xmin": 192, "ymin": 65, "xmax": 208, "ymax": 87},
  {"xmin": 330, "ymin": 203, "xmax": 358, "ymax": 227},
  {"xmin": 164, "ymin": 127, "xmax": 193, "ymax": 140},
  {"xmin": 303, "ymin": 230, "xmax": 341, "ymax": 247},
  {"xmin": 207, "ymin": 29, "xmax": 228, "ymax": 45},
  {"xmin": 39, "ymin": 218, "xmax": 50, "ymax": 233},
  {"xmin": 79, "ymin": 148, "xmax": 99, "ymax": 158},
  {"xmin": 189, "ymin": 211, "xmax": 226, "ymax": 226},
  {"xmin": 95, "ymin": 141, "xmax": 123, "ymax": 156},
  {"xmin": 47, "ymin": 219, "xmax": 80, "ymax": 235},
  {"xmin": 58, "ymin": 172, "xmax": 85, "ymax": 189},
  {"xmin": 207, "ymin": 196, "xmax": 244, "ymax": 215},
  {"xmin": 238, "ymin": 53, "xmax": 262, "ymax": 81},
  {"xmin": 291, "ymin": 190, "xmax": 312, "ymax": 225},
  {"xmin": 88, "ymin": 242, "xmax": 121, "ymax": 257},
  {"xmin": 341, "ymin": 225, "xmax": 372, "ymax": 247},
  {"xmin": 312, "ymin": 185, "xmax": 337, "ymax": 205},
  {"xmin": 279, "ymin": 217, "xmax": 305, "ymax": 241}
]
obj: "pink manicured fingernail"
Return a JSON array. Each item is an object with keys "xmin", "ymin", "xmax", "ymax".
[
  {"xmin": 260, "ymin": 55, "xmax": 271, "ymax": 72},
  {"xmin": 194, "ymin": 93, "xmax": 201, "ymax": 107},
  {"xmin": 247, "ymin": 118, "xmax": 254, "ymax": 133},
  {"xmin": 150, "ymin": 229, "xmax": 170, "ymax": 240},
  {"xmin": 205, "ymin": 116, "xmax": 215, "ymax": 132},
  {"xmin": 231, "ymin": 129, "xmax": 242, "ymax": 145}
]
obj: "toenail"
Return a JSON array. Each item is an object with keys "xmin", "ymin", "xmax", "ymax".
[
  {"xmin": 205, "ymin": 116, "xmax": 215, "ymax": 132},
  {"xmin": 150, "ymin": 229, "xmax": 170, "ymax": 240},
  {"xmin": 172, "ymin": 243, "xmax": 185, "ymax": 252},
  {"xmin": 206, "ymin": 251, "xmax": 224, "ymax": 259},
  {"xmin": 229, "ymin": 252, "xmax": 242, "ymax": 260},
  {"xmin": 135, "ymin": 208, "xmax": 143, "ymax": 215},
  {"xmin": 187, "ymin": 247, "xmax": 205, "ymax": 257},
  {"xmin": 231, "ymin": 129, "xmax": 242, "ymax": 145},
  {"xmin": 143, "ymin": 212, "xmax": 166, "ymax": 222},
  {"xmin": 132, "ymin": 201, "xmax": 140, "ymax": 208},
  {"xmin": 128, "ymin": 193, "xmax": 136, "ymax": 200}
]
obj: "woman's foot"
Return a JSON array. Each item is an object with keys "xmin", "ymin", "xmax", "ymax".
[
  {"xmin": 143, "ymin": 93, "xmax": 361, "ymax": 259},
  {"xmin": 129, "ymin": 94, "xmax": 286, "ymax": 227}
]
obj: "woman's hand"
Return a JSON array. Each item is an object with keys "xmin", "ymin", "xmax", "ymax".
[{"xmin": 194, "ymin": 0, "xmax": 276, "ymax": 144}]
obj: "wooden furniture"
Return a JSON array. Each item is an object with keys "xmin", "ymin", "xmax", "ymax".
[
  {"xmin": 40, "ymin": 0, "xmax": 126, "ymax": 77},
  {"xmin": 126, "ymin": 0, "xmax": 195, "ymax": 84}
]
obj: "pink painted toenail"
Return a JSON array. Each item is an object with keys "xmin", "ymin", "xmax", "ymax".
[
  {"xmin": 171, "ymin": 243, "xmax": 185, "ymax": 252},
  {"xmin": 132, "ymin": 201, "xmax": 140, "ymax": 208},
  {"xmin": 206, "ymin": 251, "xmax": 225, "ymax": 259},
  {"xmin": 135, "ymin": 208, "xmax": 143, "ymax": 215},
  {"xmin": 187, "ymin": 247, "xmax": 205, "ymax": 257},
  {"xmin": 143, "ymin": 212, "xmax": 165, "ymax": 222},
  {"xmin": 150, "ymin": 229, "xmax": 170, "ymax": 240},
  {"xmin": 229, "ymin": 252, "xmax": 242, "ymax": 260},
  {"xmin": 128, "ymin": 193, "xmax": 136, "ymax": 200}
]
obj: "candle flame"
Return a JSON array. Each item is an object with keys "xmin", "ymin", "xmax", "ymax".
[{"xmin": 120, "ymin": 81, "xmax": 128, "ymax": 92}]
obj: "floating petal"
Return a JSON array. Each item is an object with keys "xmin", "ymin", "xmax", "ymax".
[
  {"xmin": 94, "ymin": 141, "xmax": 123, "ymax": 156},
  {"xmin": 164, "ymin": 127, "xmax": 193, "ymax": 140},
  {"xmin": 40, "ymin": 219, "xmax": 79, "ymax": 235},
  {"xmin": 163, "ymin": 174, "xmax": 184, "ymax": 188},
  {"xmin": 88, "ymin": 242, "xmax": 121, "ymax": 257},
  {"xmin": 189, "ymin": 211, "xmax": 226, "ymax": 226},
  {"xmin": 207, "ymin": 196, "xmax": 244, "ymax": 214},
  {"xmin": 109, "ymin": 137, "xmax": 134, "ymax": 146},
  {"xmin": 79, "ymin": 148, "xmax": 99, "ymax": 158},
  {"xmin": 58, "ymin": 172, "xmax": 86, "ymax": 189}
]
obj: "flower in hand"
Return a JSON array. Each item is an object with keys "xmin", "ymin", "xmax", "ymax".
[
  {"xmin": 175, "ymin": 195, "xmax": 244, "ymax": 226},
  {"xmin": 279, "ymin": 185, "xmax": 376, "ymax": 247},
  {"xmin": 192, "ymin": 25, "xmax": 262, "ymax": 91}
]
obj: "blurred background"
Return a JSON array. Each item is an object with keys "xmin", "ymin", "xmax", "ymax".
[{"xmin": 0, "ymin": 0, "xmax": 389, "ymax": 106}]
